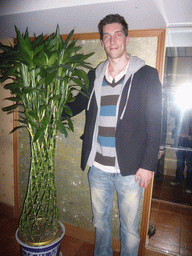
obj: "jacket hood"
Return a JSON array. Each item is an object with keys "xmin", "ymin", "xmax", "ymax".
[
  {"xmin": 87, "ymin": 54, "xmax": 145, "ymax": 112},
  {"xmin": 95, "ymin": 54, "xmax": 145, "ymax": 79},
  {"xmin": 127, "ymin": 54, "xmax": 145, "ymax": 75}
]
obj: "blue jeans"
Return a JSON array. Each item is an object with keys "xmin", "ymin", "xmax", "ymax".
[
  {"xmin": 88, "ymin": 166, "xmax": 143, "ymax": 256},
  {"xmin": 176, "ymin": 150, "xmax": 192, "ymax": 189}
]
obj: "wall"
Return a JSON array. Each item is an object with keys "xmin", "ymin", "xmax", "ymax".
[
  {"xmin": 18, "ymin": 36, "xmax": 158, "ymax": 238},
  {"xmin": 0, "ymin": 38, "xmax": 15, "ymax": 207}
]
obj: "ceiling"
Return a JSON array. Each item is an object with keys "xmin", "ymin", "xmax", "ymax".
[{"xmin": 0, "ymin": 0, "xmax": 192, "ymax": 44}]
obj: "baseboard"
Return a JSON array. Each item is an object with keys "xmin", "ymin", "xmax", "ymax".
[{"xmin": 0, "ymin": 202, "xmax": 14, "ymax": 217}]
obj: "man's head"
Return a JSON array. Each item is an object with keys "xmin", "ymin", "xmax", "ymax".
[{"xmin": 98, "ymin": 14, "xmax": 128, "ymax": 40}]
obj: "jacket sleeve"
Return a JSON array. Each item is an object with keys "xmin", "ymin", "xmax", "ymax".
[{"xmin": 141, "ymin": 68, "xmax": 162, "ymax": 172}]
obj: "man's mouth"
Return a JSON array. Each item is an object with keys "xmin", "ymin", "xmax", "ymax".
[{"xmin": 110, "ymin": 47, "xmax": 118, "ymax": 51}]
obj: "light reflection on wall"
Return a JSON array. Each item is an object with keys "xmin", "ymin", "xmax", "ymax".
[{"xmin": 174, "ymin": 82, "xmax": 192, "ymax": 111}]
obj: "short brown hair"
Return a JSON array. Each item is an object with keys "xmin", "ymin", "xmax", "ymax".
[{"xmin": 98, "ymin": 14, "xmax": 128, "ymax": 40}]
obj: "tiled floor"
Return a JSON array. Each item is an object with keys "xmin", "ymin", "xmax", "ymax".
[
  {"xmin": 149, "ymin": 174, "xmax": 192, "ymax": 255},
  {"xmin": 148, "ymin": 190, "xmax": 192, "ymax": 255},
  {"xmin": 0, "ymin": 212, "xmax": 120, "ymax": 256}
]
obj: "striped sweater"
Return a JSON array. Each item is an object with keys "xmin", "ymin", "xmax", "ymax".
[{"xmin": 93, "ymin": 72, "xmax": 126, "ymax": 173}]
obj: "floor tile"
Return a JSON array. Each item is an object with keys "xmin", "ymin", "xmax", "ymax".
[
  {"xmin": 181, "ymin": 206, "xmax": 192, "ymax": 216},
  {"xmin": 180, "ymin": 246, "xmax": 192, "ymax": 256},
  {"xmin": 0, "ymin": 212, "xmax": 12, "ymax": 227},
  {"xmin": 149, "ymin": 224, "xmax": 180, "ymax": 246},
  {"xmin": 0, "ymin": 235, "xmax": 21, "ymax": 256},
  {"xmin": 1, "ymin": 217, "xmax": 19, "ymax": 239},
  {"xmin": 150, "ymin": 199, "xmax": 159, "ymax": 209},
  {"xmin": 180, "ymin": 229, "xmax": 192, "ymax": 250},
  {"xmin": 158, "ymin": 201, "xmax": 182, "ymax": 214},
  {"xmin": 156, "ymin": 209, "xmax": 181, "ymax": 230},
  {"xmin": 75, "ymin": 241, "xmax": 95, "ymax": 255},
  {"xmin": 60, "ymin": 235, "xmax": 84, "ymax": 256},
  {"xmin": 148, "ymin": 239, "xmax": 180, "ymax": 255},
  {"xmin": 181, "ymin": 215, "xmax": 192, "ymax": 233},
  {"xmin": 152, "ymin": 183, "xmax": 162, "ymax": 200}
]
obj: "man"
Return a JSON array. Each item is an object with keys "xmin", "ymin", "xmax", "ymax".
[
  {"xmin": 170, "ymin": 108, "xmax": 192, "ymax": 193},
  {"xmin": 66, "ymin": 14, "xmax": 162, "ymax": 256}
]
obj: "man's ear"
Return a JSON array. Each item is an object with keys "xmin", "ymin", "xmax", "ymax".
[
  {"xmin": 126, "ymin": 36, "xmax": 130, "ymax": 45},
  {"xmin": 100, "ymin": 39, "xmax": 104, "ymax": 48}
]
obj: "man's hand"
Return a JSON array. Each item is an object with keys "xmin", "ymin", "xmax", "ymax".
[{"xmin": 135, "ymin": 168, "xmax": 153, "ymax": 188}]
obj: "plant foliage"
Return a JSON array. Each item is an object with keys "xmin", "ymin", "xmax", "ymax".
[{"xmin": 0, "ymin": 26, "xmax": 93, "ymax": 244}]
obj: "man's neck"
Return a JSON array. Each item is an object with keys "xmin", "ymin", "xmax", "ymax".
[{"xmin": 108, "ymin": 55, "xmax": 129, "ymax": 79}]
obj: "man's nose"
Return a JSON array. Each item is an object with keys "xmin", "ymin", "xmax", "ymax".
[{"xmin": 110, "ymin": 36, "xmax": 116, "ymax": 44}]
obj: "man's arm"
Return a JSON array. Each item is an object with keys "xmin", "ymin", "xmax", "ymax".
[{"xmin": 135, "ymin": 68, "xmax": 162, "ymax": 188}]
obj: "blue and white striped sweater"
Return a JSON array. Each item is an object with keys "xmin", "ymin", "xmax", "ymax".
[{"xmin": 94, "ymin": 75, "xmax": 125, "ymax": 172}]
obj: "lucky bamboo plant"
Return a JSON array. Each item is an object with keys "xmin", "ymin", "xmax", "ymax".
[{"xmin": 0, "ymin": 26, "xmax": 93, "ymax": 244}]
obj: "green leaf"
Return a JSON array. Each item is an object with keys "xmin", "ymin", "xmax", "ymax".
[
  {"xmin": 71, "ymin": 77, "xmax": 85, "ymax": 89},
  {"xmin": 33, "ymin": 127, "xmax": 44, "ymax": 142},
  {"xmin": 32, "ymin": 41, "xmax": 44, "ymax": 57},
  {"xmin": 73, "ymin": 69, "xmax": 89, "ymax": 84},
  {"xmin": 45, "ymin": 70, "xmax": 57, "ymax": 84},
  {"xmin": 25, "ymin": 109, "xmax": 38, "ymax": 127},
  {"xmin": 63, "ymin": 105, "xmax": 73, "ymax": 116},
  {"xmin": 31, "ymin": 34, "xmax": 44, "ymax": 52},
  {"xmin": 24, "ymin": 28, "xmax": 32, "ymax": 51},
  {"xmin": 1, "ymin": 66, "xmax": 19, "ymax": 82},
  {"xmin": 67, "ymin": 118, "xmax": 74, "ymax": 132},
  {"xmin": 27, "ymin": 110, "xmax": 39, "ymax": 120},
  {"xmin": 4, "ymin": 96, "xmax": 21, "ymax": 102},
  {"xmin": 4, "ymin": 83, "xmax": 23, "ymax": 90},
  {"xmin": 79, "ymin": 89, "xmax": 89, "ymax": 98},
  {"xmin": 48, "ymin": 52, "xmax": 58, "ymax": 66},
  {"xmin": 39, "ymin": 105, "xmax": 47, "ymax": 112},
  {"xmin": 49, "ymin": 95, "xmax": 61, "ymax": 102},
  {"xmin": 33, "ymin": 52, "xmax": 48, "ymax": 66},
  {"xmin": 15, "ymin": 26, "xmax": 33, "ymax": 67},
  {"xmin": 17, "ymin": 118, "xmax": 27, "ymax": 125},
  {"xmin": 66, "ymin": 41, "xmax": 80, "ymax": 53},
  {"xmin": 22, "ymin": 87, "xmax": 39, "ymax": 95},
  {"xmin": 2, "ymin": 104, "xmax": 18, "ymax": 112},
  {"xmin": 64, "ymin": 29, "xmax": 75, "ymax": 48},
  {"xmin": 56, "ymin": 120, "xmax": 68, "ymax": 137},
  {"xmin": 41, "ymin": 116, "xmax": 50, "ymax": 127},
  {"xmin": 70, "ymin": 52, "xmax": 94, "ymax": 64},
  {"xmin": 27, "ymin": 119, "xmax": 38, "ymax": 129},
  {"xmin": 10, "ymin": 125, "xmax": 27, "ymax": 133}
]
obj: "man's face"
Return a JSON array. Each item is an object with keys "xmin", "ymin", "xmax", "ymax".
[{"xmin": 101, "ymin": 23, "xmax": 129, "ymax": 61}]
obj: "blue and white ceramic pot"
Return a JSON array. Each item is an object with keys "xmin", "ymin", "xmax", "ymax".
[{"xmin": 15, "ymin": 221, "xmax": 65, "ymax": 256}]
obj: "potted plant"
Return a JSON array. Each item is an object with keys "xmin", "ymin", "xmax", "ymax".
[{"xmin": 0, "ymin": 26, "xmax": 93, "ymax": 255}]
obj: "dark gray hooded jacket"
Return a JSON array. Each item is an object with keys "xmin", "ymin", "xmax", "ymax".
[{"xmin": 68, "ymin": 54, "xmax": 162, "ymax": 176}]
